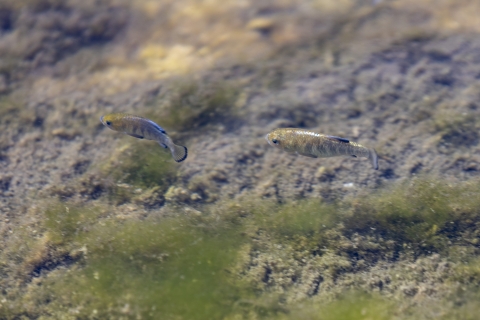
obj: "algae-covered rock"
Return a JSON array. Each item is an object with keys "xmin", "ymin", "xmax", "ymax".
[
  {"xmin": 27, "ymin": 177, "xmax": 478, "ymax": 319},
  {"xmin": 133, "ymin": 186, "xmax": 165, "ymax": 209},
  {"xmin": 164, "ymin": 185, "xmax": 191, "ymax": 203}
]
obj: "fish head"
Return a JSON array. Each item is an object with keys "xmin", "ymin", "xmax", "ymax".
[
  {"xmin": 100, "ymin": 113, "xmax": 124, "ymax": 131},
  {"xmin": 265, "ymin": 128, "xmax": 287, "ymax": 150}
]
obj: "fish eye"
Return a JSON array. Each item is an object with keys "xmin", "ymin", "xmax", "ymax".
[
  {"xmin": 272, "ymin": 139, "xmax": 278, "ymax": 144},
  {"xmin": 106, "ymin": 121, "xmax": 111, "ymax": 126}
]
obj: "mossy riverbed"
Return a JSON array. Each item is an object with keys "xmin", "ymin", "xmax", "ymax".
[
  {"xmin": 1, "ymin": 0, "xmax": 480, "ymax": 319},
  {"xmin": 2, "ymin": 178, "xmax": 480, "ymax": 319}
]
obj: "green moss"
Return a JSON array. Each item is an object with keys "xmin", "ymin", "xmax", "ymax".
[
  {"xmin": 187, "ymin": 174, "xmax": 221, "ymax": 203},
  {"xmin": 345, "ymin": 178, "xmax": 480, "ymax": 257},
  {"xmin": 452, "ymin": 257, "xmax": 480, "ymax": 286},
  {"xmin": 0, "ymin": 223, "xmax": 42, "ymax": 277},
  {"xmin": 107, "ymin": 143, "xmax": 176, "ymax": 189},
  {"xmin": 278, "ymin": 293, "xmax": 394, "ymax": 320},
  {"xmin": 6, "ymin": 177, "xmax": 480, "ymax": 318},
  {"xmin": 153, "ymin": 79, "xmax": 240, "ymax": 132},
  {"xmin": 244, "ymin": 199, "xmax": 340, "ymax": 254},
  {"xmin": 256, "ymin": 200, "xmax": 336, "ymax": 237},
  {"xmin": 243, "ymin": 178, "xmax": 480, "ymax": 261},
  {"xmin": 433, "ymin": 112, "xmax": 479, "ymax": 153},
  {"xmin": 49, "ymin": 136, "xmax": 179, "ymax": 204},
  {"xmin": 99, "ymin": 141, "xmax": 178, "ymax": 204},
  {"xmin": 28, "ymin": 205, "xmax": 252, "ymax": 319},
  {"xmin": 44, "ymin": 203, "xmax": 103, "ymax": 246},
  {"xmin": 440, "ymin": 290, "xmax": 480, "ymax": 320}
]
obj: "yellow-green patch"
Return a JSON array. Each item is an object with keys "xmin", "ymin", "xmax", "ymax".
[{"xmin": 150, "ymin": 79, "xmax": 240, "ymax": 132}]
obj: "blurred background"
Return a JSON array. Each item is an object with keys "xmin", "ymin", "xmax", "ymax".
[{"xmin": 1, "ymin": 0, "xmax": 480, "ymax": 319}]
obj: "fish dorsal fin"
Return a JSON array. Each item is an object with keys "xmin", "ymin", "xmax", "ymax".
[
  {"xmin": 326, "ymin": 135, "xmax": 349, "ymax": 143},
  {"xmin": 146, "ymin": 119, "xmax": 167, "ymax": 134},
  {"xmin": 127, "ymin": 132, "xmax": 144, "ymax": 139}
]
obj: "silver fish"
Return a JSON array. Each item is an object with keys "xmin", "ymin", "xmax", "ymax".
[
  {"xmin": 265, "ymin": 128, "xmax": 378, "ymax": 169},
  {"xmin": 100, "ymin": 113, "xmax": 187, "ymax": 162}
]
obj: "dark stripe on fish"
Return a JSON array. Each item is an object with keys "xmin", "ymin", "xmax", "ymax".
[
  {"xmin": 127, "ymin": 132, "xmax": 144, "ymax": 139},
  {"xmin": 147, "ymin": 119, "xmax": 167, "ymax": 134},
  {"xmin": 326, "ymin": 135, "xmax": 350, "ymax": 143}
]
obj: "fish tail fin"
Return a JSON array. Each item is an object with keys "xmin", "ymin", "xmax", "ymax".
[
  {"xmin": 169, "ymin": 144, "xmax": 188, "ymax": 162},
  {"xmin": 369, "ymin": 148, "xmax": 378, "ymax": 170}
]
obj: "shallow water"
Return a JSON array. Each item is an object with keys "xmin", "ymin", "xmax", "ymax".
[{"xmin": 1, "ymin": 0, "xmax": 480, "ymax": 319}]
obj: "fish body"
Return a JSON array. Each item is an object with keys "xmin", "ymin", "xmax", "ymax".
[
  {"xmin": 265, "ymin": 128, "xmax": 378, "ymax": 169},
  {"xmin": 100, "ymin": 113, "xmax": 187, "ymax": 162}
]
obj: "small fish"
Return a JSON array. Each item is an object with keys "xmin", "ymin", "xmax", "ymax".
[
  {"xmin": 100, "ymin": 113, "xmax": 187, "ymax": 162},
  {"xmin": 265, "ymin": 128, "xmax": 378, "ymax": 170}
]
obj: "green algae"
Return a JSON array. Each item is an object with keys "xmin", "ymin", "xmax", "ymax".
[
  {"xmin": 250, "ymin": 178, "xmax": 480, "ymax": 260},
  {"xmin": 103, "ymin": 142, "xmax": 177, "ymax": 190},
  {"xmin": 254, "ymin": 199, "xmax": 336, "ymax": 237},
  {"xmin": 94, "ymin": 141, "xmax": 178, "ymax": 204},
  {"xmin": 153, "ymin": 79, "xmax": 240, "ymax": 133},
  {"xmin": 345, "ymin": 178, "xmax": 480, "ymax": 257},
  {"xmin": 3, "ymin": 1, "xmax": 480, "ymax": 319},
  {"xmin": 225, "ymin": 176, "xmax": 480, "ymax": 265},
  {"xmin": 452, "ymin": 256, "xmax": 480, "ymax": 287},
  {"xmin": 277, "ymin": 293, "xmax": 394, "ymax": 320},
  {"xmin": 433, "ymin": 112, "xmax": 479, "ymax": 153},
  {"xmin": 243, "ymin": 199, "xmax": 340, "ymax": 255},
  {"xmin": 4, "ymin": 177, "xmax": 480, "ymax": 319},
  {"xmin": 49, "ymin": 138, "xmax": 179, "ymax": 205},
  {"xmin": 26, "ymin": 206, "xmax": 251, "ymax": 319},
  {"xmin": 44, "ymin": 203, "xmax": 103, "ymax": 246}
]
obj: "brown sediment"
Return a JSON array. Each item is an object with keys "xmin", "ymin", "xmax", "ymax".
[{"xmin": 1, "ymin": 0, "xmax": 480, "ymax": 318}]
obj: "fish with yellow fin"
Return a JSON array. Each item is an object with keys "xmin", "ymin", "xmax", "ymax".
[
  {"xmin": 265, "ymin": 128, "xmax": 378, "ymax": 169},
  {"xmin": 100, "ymin": 113, "xmax": 187, "ymax": 162}
]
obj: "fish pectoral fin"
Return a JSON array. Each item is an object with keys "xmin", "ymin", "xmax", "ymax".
[
  {"xmin": 127, "ymin": 132, "xmax": 144, "ymax": 139},
  {"xmin": 351, "ymin": 155, "xmax": 357, "ymax": 158},
  {"xmin": 296, "ymin": 151, "xmax": 317, "ymax": 158},
  {"xmin": 159, "ymin": 142, "xmax": 168, "ymax": 149},
  {"xmin": 326, "ymin": 135, "xmax": 350, "ymax": 143}
]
